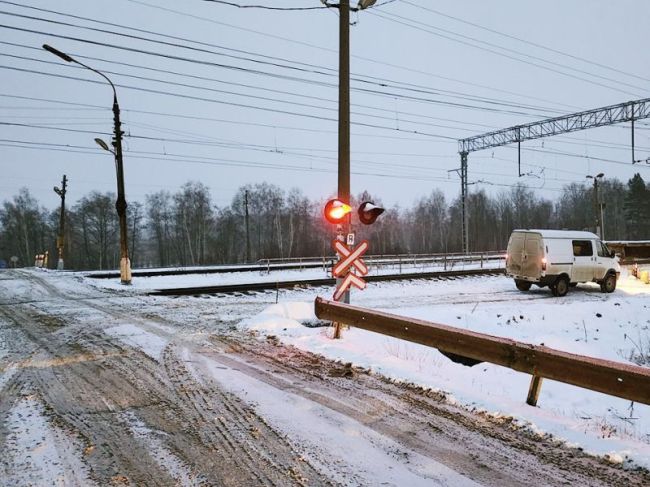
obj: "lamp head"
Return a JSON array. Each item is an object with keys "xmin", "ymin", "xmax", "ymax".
[
  {"xmin": 357, "ymin": 0, "xmax": 377, "ymax": 9},
  {"xmin": 43, "ymin": 44, "xmax": 74, "ymax": 63},
  {"xmin": 94, "ymin": 138, "xmax": 111, "ymax": 152}
]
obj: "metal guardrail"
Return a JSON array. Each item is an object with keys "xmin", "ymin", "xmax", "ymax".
[
  {"xmin": 256, "ymin": 251, "xmax": 506, "ymax": 274},
  {"xmin": 314, "ymin": 297, "xmax": 650, "ymax": 406},
  {"xmin": 258, "ymin": 250, "xmax": 505, "ymax": 266}
]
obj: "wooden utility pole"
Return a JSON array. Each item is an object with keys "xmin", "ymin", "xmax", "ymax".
[
  {"xmin": 337, "ymin": 0, "xmax": 351, "ymax": 310},
  {"xmin": 53, "ymin": 174, "xmax": 67, "ymax": 270}
]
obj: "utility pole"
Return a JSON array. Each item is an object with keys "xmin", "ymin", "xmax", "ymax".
[
  {"xmin": 53, "ymin": 175, "xmax": 67, "ymax": 270},
  {"xmin": 338, "ymin": 0, "xmax": 351, "ymax": 304},
  {"xmin": 112, "ymin": 95, "xmax": 132, "ymax": 284},
  {"xmin": 460, "ymin": 152, "xmax": 469, "ymax": 254},
  {"xmin": 587, "ymin": 173, "xmax": 604, "ymax": 239},
  {"xmin": 244, "ymin": 190, "xmax": 251, "ymax": 263},
  {"xmin": 43, "ymin": 44, "xmax": 132, "ymax": 285}
]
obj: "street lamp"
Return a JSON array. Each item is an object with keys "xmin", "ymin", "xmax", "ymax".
[
  {"xmin": 43, "ymin": 44, "xmax": 132, "ymax": 284},
  {"xmin": 586, "ymin": 173, "xmax": 605, "ymax": 239}
]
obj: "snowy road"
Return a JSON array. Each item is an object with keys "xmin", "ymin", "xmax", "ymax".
[{"xmin": 1, "ymin": 269, "xmax": 648, "ymax": 486}]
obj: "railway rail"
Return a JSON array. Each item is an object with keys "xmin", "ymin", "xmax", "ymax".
[{"xmin": 148, "ymin": 267, "xmax": 504, "ymax": 296}]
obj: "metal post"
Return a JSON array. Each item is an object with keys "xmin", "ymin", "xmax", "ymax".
[
  {"xmin": 631, "ymin": 103, "xmax": 636, "ymax": 164},
  {"xmin": 112, "ymin": 96, "xmax": 132, "ymax": 285},
  {"xmin": 245, "ymin": 190, "xmax": 251, "ymax": 263},
  {"xmin": 460, "ymin": 152, "xmax": 469, "ymax": 254},
  {"xmin": 54, "ymin": 174, "xmax": 67, "ymax": 270},
  {"xmin": 592, "ymin": 177, "xmax": 599, "ymax": 237}
]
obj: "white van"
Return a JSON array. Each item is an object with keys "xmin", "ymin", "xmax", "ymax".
[{"xmin": 506, "ymin": 229, "xmax": 620, "ymax": 297}]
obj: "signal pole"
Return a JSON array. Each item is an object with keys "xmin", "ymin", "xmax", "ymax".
[
  {"xmin": 53, "ymin": 175, "xmax": 67, "ymax": 270},
  {"xmin": 338, "ymin": 0, "xmax": 351, "ymax": 305}
]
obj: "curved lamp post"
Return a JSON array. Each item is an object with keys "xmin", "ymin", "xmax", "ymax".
[{"xmin": 43, "ymin": 44, "xmax": 132, "ymax": 284}]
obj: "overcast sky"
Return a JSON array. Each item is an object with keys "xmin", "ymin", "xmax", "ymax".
[{"xmin": 2, "ymin": 0, "xmax": 650, "ymax": 211}]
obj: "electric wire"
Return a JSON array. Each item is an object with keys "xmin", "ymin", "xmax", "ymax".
[
  {"xmin": 399, "ymin": 1, "xmax": 650, "ymax": 84},
  {"xmin": 369, "ymin": 9, "xmax": 643, "ymax": 97},
  {"xmin": 0, "ymin": 7, "xmax": 571, "ymax": 116}
]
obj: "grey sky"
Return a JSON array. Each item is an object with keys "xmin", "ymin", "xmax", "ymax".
[{"xmin": 2, "ymin": 0, "xmax": 650, "ymax": 211}]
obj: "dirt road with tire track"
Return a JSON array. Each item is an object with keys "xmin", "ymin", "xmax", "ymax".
[{"xmin": 1, "ymin": 269, "xmax": 648, "ymax": 486}]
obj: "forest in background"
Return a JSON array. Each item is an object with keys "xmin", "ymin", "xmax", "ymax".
[{"xmin": 1, "ymin": 173, "xmax": 649, "ymax": 270}]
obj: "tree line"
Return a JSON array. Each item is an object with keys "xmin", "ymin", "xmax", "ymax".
[{"xmin": 1, "ymin": 174, "xmax": 649, "ymax": 270}]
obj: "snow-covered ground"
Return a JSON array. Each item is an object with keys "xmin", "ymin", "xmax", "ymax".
[
  {"xmin": 232, "ymin": 268, "xmax": 650, "ymax": 469},
  {"xmin": 88, "ymin": 262, "xmax": 650, "ymax": 468},
  {"xmin": 3, "ymin": 266, "xmax": 650, "ymax": 484}
]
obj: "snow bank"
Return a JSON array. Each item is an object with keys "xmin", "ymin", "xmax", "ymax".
[{"xmin": 240, "ymin": 271, "xmax": 650, "ymax": 469}]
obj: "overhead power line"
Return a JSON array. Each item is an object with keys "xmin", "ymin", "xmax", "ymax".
[
  {"xmin": 399, "ymin": 0, "xmax": 650, "ymax": 84},
  {"xmin": 0, "ymin": 138, "xmax": 570, "ymax": 191},
  {"xmin": 2, "ymin": 48, "xmax": 516, "ymax": 131},
  {"xmin": 369, "ymin": 9, "xmax": 644, "ymax": 97},
  {"xmin": 201, "ymin": 1, "xmax": 327, "ymax": 10},
  {"xmin": 1, "ymin": 64, "xmax": 463, "ymax": 140},
  {"xmin": 0, "ymin": 93, "xmax": 450, "ymax": 143},
  {"xmin": 0, "ymin": 9, "xmax": 568, "ymax": 116},
  {"xmin": 114, "ymin": 0, "xmax": 584, "ymax": 111}
]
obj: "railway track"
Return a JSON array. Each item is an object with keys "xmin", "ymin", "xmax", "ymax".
[
  {"xmin": 148, "ymin": 267, "xmax": 505, "ymax": 296},
  {"xmin": 86, "ymin": 261, "xmax": 329, "ymax": 279}
]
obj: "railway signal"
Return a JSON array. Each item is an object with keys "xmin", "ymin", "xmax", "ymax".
[
  {"xmin": 357, "ymin": 201, "xmax": 385, "ymax": 225},
  {"xmin": 324, "ymin": 198, "xmax": 352, "ymax": 224}
]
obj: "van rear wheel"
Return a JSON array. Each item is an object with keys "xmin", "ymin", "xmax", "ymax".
[
  {"xmin": 552, "ymin": 277, "xmax": 569, "ymax": 297},
  {"xmin": 600, "ymin": 273, "xmax": 617, "ymax": 293},
  {"xmin": 515, "ymin": 279, "xmax": 532, "ymax": 291}
]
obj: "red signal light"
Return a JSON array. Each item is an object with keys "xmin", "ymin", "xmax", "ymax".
[{"xmin": 324, "ymin": 199, "xmax": 352, "ymax": 224}]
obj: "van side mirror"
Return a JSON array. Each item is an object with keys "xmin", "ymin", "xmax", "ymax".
[{"xmin": 609, "ymin": 251, "xmax": 615, "ymax": 258}]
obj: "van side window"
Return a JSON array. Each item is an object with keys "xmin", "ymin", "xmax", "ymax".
[{"xmin": 572, "ymin": 240, "xmax": 593, "ymax": 257}]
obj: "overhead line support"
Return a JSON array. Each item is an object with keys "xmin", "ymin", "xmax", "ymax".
[{"xmin": 456, "ymin": 97, "xmax": 650, "ymax": 253}]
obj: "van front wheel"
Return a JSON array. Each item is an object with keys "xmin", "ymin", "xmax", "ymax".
[
  {"xmin": 515, "ymin": 279, "xmax": 532, "ymax": 291},
  {"xmin": 600, "ymin": 273, "xmax": 617, "ymax": 293},
  {"xmin": 552, "ymin": 277, "xmax": 569, "ymax": 297}
]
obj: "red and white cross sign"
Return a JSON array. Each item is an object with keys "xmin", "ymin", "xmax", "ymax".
[
  {"xmin": 333, "ymin": 272, "xmax": 366, "ymax": 301},
  {"xmin": 331, "ymin": 239, "xmax": 370, "ymax": 302},
  {"xmin": 332, "ymin": 239, "xmax": 369, "ymax": 278}
]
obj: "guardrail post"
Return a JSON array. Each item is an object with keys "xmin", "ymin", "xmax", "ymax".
[{"xmin": 526, "ymin": 375, "xmax": 544, "ymax": 406}]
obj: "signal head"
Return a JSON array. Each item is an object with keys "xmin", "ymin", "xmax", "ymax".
[
  {"xmin": 324, "ymin": 199, "xmax": 352, "ymax": 224},
  {"xmin": 358, "ymin": 201, "xmax": 385, "ymax": 225}
]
